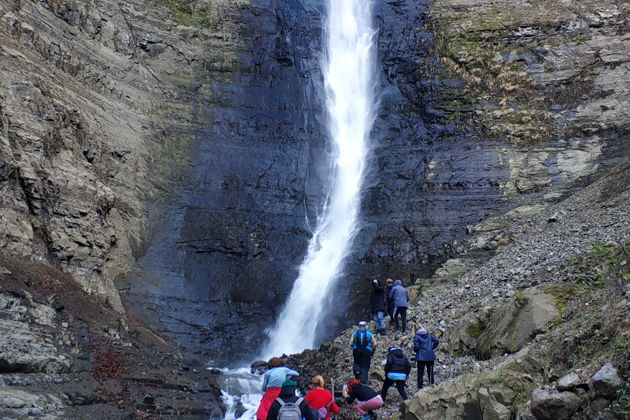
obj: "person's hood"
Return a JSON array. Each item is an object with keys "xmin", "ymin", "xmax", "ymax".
[
  {"xmin": 415, "ymin": 327, "xmax": 428, "ymax": 336},
  {"xmin": 278, "ymin": 385, "xmax": 297, "ymax": 399},
  {"xmin": 389, "ymin": 347, "xmax": 405, "ymax": 359},
  {"xmin": 394, "ymin": 279, "xmax": 402, "ymax": 286}
]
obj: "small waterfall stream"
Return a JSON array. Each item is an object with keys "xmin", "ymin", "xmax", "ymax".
[
  {"xmin": 216, "ymin": 1, "xmax": 378, "ymax": 418},
  {"xmin": 262, "ymin": 0, "xmax": 378, "ymax": 358}
]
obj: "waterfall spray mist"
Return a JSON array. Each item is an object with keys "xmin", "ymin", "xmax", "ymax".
[{"xmin": 261, "ymin": 0, "xmax": 378, "ymax": 358}]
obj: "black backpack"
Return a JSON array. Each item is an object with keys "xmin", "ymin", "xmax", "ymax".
[{"xmin": 355, "ymin": 329, "xmax": 369, "ymax": 349}]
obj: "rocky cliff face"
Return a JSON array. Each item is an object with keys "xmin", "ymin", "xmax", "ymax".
[
  {"xmin": 0, "ymin": 0, "xmax": 159, "ymax": 311},
  {"xmin": 1, "ymin": 0, "xmax": 331, "ymax": 365},
  {"xmin": 1, "ymin": 0, "xmax": 628, "ymax": 369},
  {"xmin": 121, "ymin": 0, "xmax": 332, "ymax": 366},
  {"xmin": 344, "ymin": 0, "xmax": 629, "ymax": 311}
]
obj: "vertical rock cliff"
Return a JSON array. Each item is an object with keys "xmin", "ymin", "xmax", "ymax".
[{"xmin": 1, "ymin": 0, "xmax": 628, "ymax": 368}]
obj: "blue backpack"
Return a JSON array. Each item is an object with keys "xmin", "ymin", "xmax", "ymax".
[{"xmin": 355, "ymin": 329, "xmax": 369, "ymax": 349}]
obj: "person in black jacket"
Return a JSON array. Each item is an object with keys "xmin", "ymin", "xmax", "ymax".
[
  {"xmin": 370, "ymin": 279, "xmax": 386, "ymax": 335},
  {"xmin": 343, "ymin": 377, "xmax": 383, "ymax": 420},
  {"xmin": 380, "ymin": 346, "xmax": 411, "ymax": 401},
  {"xmin": 266, "ymin": 379, "xmax": 315, "ymax": 420}
]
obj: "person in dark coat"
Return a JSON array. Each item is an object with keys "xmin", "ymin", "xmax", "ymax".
[
  {"xmin": 380, "ymin": 346, "xmax": 411, "ymax": 400},
  {"xmin": 266, "ymin": 378, "xmax": 315, "ymax": 420},
  {"xmin": 389, "ymin": 279, "xmax": 409, "ymax": 332},
  {"xmin": 412, "ymin": 324, "xmax": 439, "ymax": 389},
  {"xmin": 370, "ymin": 279, "xmax": 386, "ymax": 335},
  {"xmin": 385, "ymin": 278, "xmax": 395, "ymax": 322}
]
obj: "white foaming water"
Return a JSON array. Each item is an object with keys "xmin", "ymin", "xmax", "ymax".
[
  {"xmin": 213, "ymin": 367, "xmax": 262, "ymax": 420},
  {"xmin": 262, "ymin": 0, "xmax": 377, "ymax": 358}
]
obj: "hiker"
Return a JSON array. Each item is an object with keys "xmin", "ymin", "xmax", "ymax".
[
  {"xmin": 370, "ymin": 279, "xmax": 386, "ymax": 335},
  {"xmin": 380, "ymin": 346, "xmax": 411, "ymax": 401},
  {"xmin": 305, "ymin": 375, "xmax": 339, "ymax": 420},
  {"xmin": 390, "ymin": 280, "xmax": 409, "ymax": 332},
  {"xmin": 350, "ymin": 321, "xmax": 376, "ymax": 384},
  {"xmin": 266, "ymin": 378, "xmax": 315, "ymax": 420},
  {"xmin": 257, "ymin": 357, "xmax": 299, "ymax": 420},
  {"xmin": 385, "ymin": 278, "xmax": 395, "ymax": 321},
  {"xmin": 342, "ymin": 377, "xmax": 383, "ymax": 420},
  {"xmin": 413, "ymin": 324, "xmax": 439, "ymax": 389}
]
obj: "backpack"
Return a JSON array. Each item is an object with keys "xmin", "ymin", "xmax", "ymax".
[
  {"xmin": 310, "ymin": 398, "xmax": 334, "ymax": 419},
  {"xmin": 277, "ymin": 396, "xmax": 304, "ymax": 420},
  {"xmin": 354, "ymin": 329, "xmax": 369, "ymax": 349}
]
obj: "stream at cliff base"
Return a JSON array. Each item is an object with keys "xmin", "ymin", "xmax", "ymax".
[{"xmin": 212, "ymin": 368, "xmax": 262, "ymax": 420}]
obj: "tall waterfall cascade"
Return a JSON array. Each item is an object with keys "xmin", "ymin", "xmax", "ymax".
[{"xmin": 262, "ymin": 0, "xmax": 378, "ymax": 358}]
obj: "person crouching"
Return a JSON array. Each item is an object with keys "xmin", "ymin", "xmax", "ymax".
[{"xmin": 342, "ymin": 377, "xmax": 383, "ymax": 420}]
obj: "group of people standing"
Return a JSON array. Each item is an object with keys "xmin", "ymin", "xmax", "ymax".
[
  {"xmin": 369, "ymin": 278, "xmax": 408, "ymax": 334},
  {"xmin": 347, "ymin": 278, "xmax": 440, "ymax": 418},
  {"xmin": 257, "ymin": 357, "xmax": 339, "ymax": 420},
  {"xmin": 257, "ymin": 278, "xmax": 440, "ymax": 420}
]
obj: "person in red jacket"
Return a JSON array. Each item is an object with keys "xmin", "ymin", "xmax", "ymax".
[{"xmin": 305, "ymin": 375, "xmax": 339, "ymax": 420}]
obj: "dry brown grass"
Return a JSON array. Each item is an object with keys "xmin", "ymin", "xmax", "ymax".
[{"xmin": 91, "ymin": 345, "xmax": 127, "ymax": 381}]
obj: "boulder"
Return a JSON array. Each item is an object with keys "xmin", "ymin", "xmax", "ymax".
[
  {"xmin": 476, "ymin": 288, "xmax": 558, "ymax": 359},
  {"xmin": 590, "ymin": 363, "xmax": 622, "ymax": 398},
  {"xmin": 250, "ymin": 360, "xmax": 268, "ymax": 375},
  {"xmin": 371, "ymin": 366, "xmax": 386, "ymax": 382},
  {"xmin": 407, "ymin": 286, "xmax": 422, "ymax": 303},
  {"xmin": 402, "ymin": 349, "xmax": 540, "ymax": 420},
  {"xmin": 432, "ymin": 258, "xmax": 473, "ymax": 282},
  {"xmin": 530, "ymin": 388, "xmax": 580, "ymax": 420},
  {"xmin": 444, "ymin": 316, "xmax": 482, "ymax": 356},
  {"xmin": 556, "ymin": 373, "xmax": 585, "ymax": 392}
]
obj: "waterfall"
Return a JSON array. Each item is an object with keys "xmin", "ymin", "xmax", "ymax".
[{"xmin": 262, "ymin": 0, "xmax": 377, "ymax": 358}]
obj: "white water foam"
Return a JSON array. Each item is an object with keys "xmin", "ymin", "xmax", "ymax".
[
  {"xmin": 262, "ymin": 0, "xmax": 378, "ymax": 358},
  {"xmin": 213, "ymin": 367, "xmax": 263, "ymax": 420}
]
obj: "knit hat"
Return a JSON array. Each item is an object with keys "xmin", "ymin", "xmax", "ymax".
[{"xmin": 358, "ymin": 321, "xmax": 367, "ymax": 326}]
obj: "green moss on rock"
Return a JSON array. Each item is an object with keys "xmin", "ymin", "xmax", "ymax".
[{"xmin": 157, "ymin": 0, "xmax": 222, "ymax": 29}]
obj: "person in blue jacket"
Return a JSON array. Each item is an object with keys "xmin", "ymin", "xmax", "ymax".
[
  {"xmin": 412, "ymin": 324, "xmax": 439, "ymax": 389},
  {"xmin": 389, "ymin": 279, "xmax": 409, "ymax": 332},
  {"xmin": 257, "ymin": 357, "xmax": 299, "ymax": 420},
  {"xmin": 350, "ymin": 321, "xmax": 376, "ymax": 384}
]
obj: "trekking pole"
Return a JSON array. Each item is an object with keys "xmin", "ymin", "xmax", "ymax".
[{"xmin": 331, "ymin": 377, "xmax": 335, "ymax": 419}]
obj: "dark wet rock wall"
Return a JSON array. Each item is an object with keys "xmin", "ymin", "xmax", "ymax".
[{"xmin": 123, "ymin": 0, "xmax": 331, "ymax": 366}]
